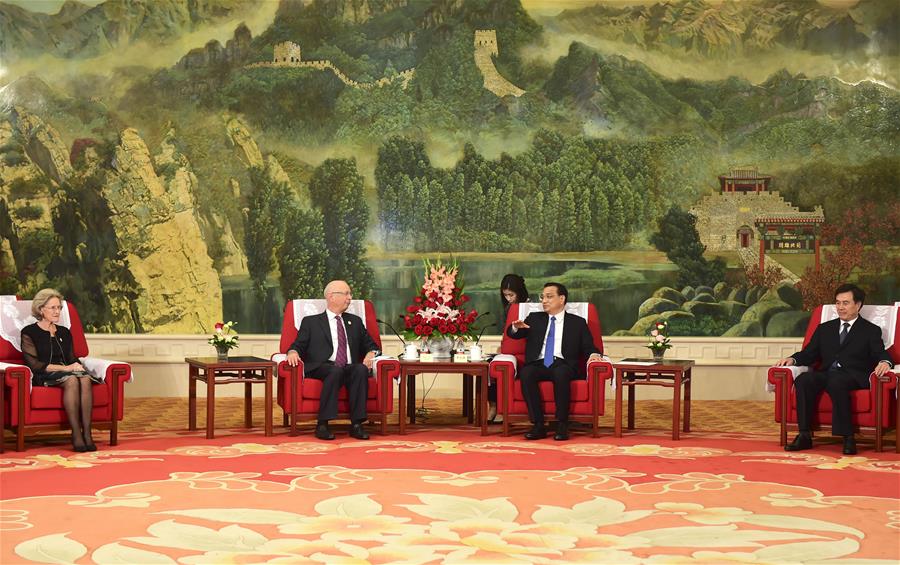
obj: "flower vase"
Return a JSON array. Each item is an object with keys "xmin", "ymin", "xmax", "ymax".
[
  {"xmin": 426, "ymin": 335, "xmax": 454, "ymax": 359},
  {"xmin": 651, "ymin": 349, "xmax": 665, "ymax": 362},
  {"xmin": 215, "ymin": 346, "xmax": 229, "ymax": 362}
]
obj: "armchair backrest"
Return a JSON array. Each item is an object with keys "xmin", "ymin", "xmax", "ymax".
[
  {"xmin": 278, "ymin": 299, "xmax": 383, "ymax": 353},
  {"xmin": 499, "ymin": 302, "xmax": 604, "ymax": 367},
  {"xmin": 802, "ymin": 304, "xmax": 900, "ymax": 364},
  {"xmin": 0, "ymin": 296, "xmax": 90, "ymax": 361}
]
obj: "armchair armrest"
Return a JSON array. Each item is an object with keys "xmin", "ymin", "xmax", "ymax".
[
  {"xmin": 587, "ymin": 359, "xmax": 614, "ymax": 382},
  {"xmin": 766, "ymin": 365, "xmax": 809, "ymax": 393},
  {"xmin": 1, "ymin": 364, "xmax": 31, "ymax": 427},
  {"xmin": 373, "ymin": 356, "xmax": 400, "ymax": 380},
  {"xmin": 81, "ymin": 357, "xmax": 133, "ymax": 383},
  {"xmin": 870, "ymin": 369, "xmax": 898, "ymax": 391},
  {"xmin": 1, "ymin": 362, "xmax": 31, "ymax": 387}
]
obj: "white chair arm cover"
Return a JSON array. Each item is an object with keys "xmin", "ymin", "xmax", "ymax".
[
  {"xmin": 81, "ymin": 356, "xmax": 134, "ymax": 383},
  {"xmin": 0, "ymin": 361, "xmax": 33, "ymax": 392},
  {"xmin": 590, "ymin": 355, "xmax": 612, "ymax": 370},
  {"xmin": 490, "ymin": 354, "xmax": 518, "ymax": 371},
  {"xmin": 373, "ymin": 355, "xmax": 400, "ymax": 383},
  {"xmin": 765, "ymin": 365, "xmax": 808, "ymax": 393},
  {"xmin": 271, "ymin": 353, "xmax": 287, "ymax": 364}
]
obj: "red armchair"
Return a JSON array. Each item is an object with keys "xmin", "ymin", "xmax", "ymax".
[
  {"xmin": 0, "ymin": 297, "xmax": 131, "ymax": 451},
  {"xmin": 768, "ymin": 304, "xmax": 899, "ymax": 452},
  {"xmin": 273, "ymin": 299, "xmax": 399, "ymax": 435},
  {"xmin": 489, "ymin": 302, "xmax": 613, "ymax": 437}
]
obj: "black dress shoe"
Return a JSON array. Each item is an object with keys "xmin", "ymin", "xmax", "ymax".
[
  {"xmin": 784, "ymin": 433, "xmax": 813, "ymax": 451},
  {"xmin": 84, "ymin": 443, "xmax": 97, "ymax": 452},
  {"xmin": 842, "ymin": 436, "xmax": 857, "ymax": 455},
  {"xmin": 315, "ymin": 423, "xmax": 335, "ymax": 440},
  {"xmin": 349, "ymin": 423, "xmax": 370, "ymax": 440},
  {"xmin": 73, "ymin": 444, "xmax": 88, "ymax": 453},
  {"xmin": 524, "ymin": 424, "xmax": 548, "ymax": 440},
  {"xmin": 554, "ymin": 422, "xmax": 570, "ymax": 441}
]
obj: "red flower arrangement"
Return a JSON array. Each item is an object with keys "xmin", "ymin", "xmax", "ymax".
[{"xmin": 401, "ymin": 258, "xmax": 480, "ymax": 341}]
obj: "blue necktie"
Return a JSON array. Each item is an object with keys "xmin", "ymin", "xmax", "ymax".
[{"xmin": 543, "ymin": 316, "xmax": 556, "ymax": 368}]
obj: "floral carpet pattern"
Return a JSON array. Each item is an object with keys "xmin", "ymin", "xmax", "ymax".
[{"xmin": 2, "ymin": 428, "xmax": 899, "ymax": 564}]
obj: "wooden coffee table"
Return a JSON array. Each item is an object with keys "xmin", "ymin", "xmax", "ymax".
[
  {"xmin": 398, "ymin": 359, "xmax": 490, "ymax": 435},
  {"xmin": 186, "ymin": 356, "xmax": 275, "ymax": 439},
  {"xmin": 614, "ymin": 358, "xmax": 695, "ymax": 440}
]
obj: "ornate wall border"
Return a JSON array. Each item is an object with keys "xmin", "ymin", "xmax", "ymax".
[{"xmin": 89, "ymin": 335, "xmax": 801, "ymax": 401}]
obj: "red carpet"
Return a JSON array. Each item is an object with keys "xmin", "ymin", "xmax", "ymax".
[{"xmin": 2, "ymin": 428, "xmax": 899, "ymax": 563}]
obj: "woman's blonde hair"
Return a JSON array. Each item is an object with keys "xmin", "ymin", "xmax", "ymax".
[{"xmin": 31, "ymin": 288, "xmax": 64, "ymax": 319}]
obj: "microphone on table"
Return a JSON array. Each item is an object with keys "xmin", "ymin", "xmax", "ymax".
[
  {"xmin": 376, "ymin": 318, "xmax": 408, "ymax": 347},
  {"xmin": 474, "ymin": 312, "xmax": 492, "ymax": 345}
]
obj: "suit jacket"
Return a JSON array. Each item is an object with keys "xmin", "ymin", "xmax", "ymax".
[
  {"xmin": 792, "ymin": 316, "xmax": 892, "ymax": 387},
  {"xmin": 506, "ymin": 311, "xmax": 600, "ymax": 370},
  {"xmin": 288, "ymin": 311, "xmax": 378, "ymax": 374}
]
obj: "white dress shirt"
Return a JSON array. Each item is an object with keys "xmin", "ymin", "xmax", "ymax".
[{"xmin": 838, "ymin": 317, "xmax": 857, "ymax": 337}]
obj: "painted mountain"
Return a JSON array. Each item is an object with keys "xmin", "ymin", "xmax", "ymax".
[{"xmin": 0, "ymin": 0, "xmax": 897, "ymax": 335}]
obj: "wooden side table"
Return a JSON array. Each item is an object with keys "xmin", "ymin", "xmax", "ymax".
[
  {"xmin": 398, "ymin": 360, "xmax": 490, "ymax": 435},
  {"xmin": 186, "ymin": 356, "xmax": 275, "ymax": 439},
  {"xmin": 614, "ymin": 358, "xmax": 695, "ymax": 440}
]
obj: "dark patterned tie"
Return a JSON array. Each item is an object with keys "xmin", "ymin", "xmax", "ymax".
[
  {"xmin": 839, "ymin": 322, "xmax": 849, "ymax": 346},
  {"xmin": 543, "ymin": 316, "xmax": 556, "ymax": 368},
  {"xmin": 335, "ymin": 315, "xmax": 348, "ymax": 367}
]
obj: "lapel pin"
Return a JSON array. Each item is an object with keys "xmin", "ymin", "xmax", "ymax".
[{"xmin": 347, "ymin": 320, "xmax": 352, "ymax": 325}]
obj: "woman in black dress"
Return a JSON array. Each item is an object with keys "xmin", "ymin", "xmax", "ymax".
[
  {"xmin": 489, "ymin": 274, "xmax": 530, "ymax": 422},
  {"xmin": 20, "ymin": 289, "xmax": 101, "ymax": 452}
]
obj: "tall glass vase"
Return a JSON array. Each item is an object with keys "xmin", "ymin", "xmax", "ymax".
[
  {"xmin": 426, "ymin": 335, "xmax": 454, "ymax": 358},
  {"xmin": 215, "ymin": 345, "xmax": 229, "ymax": 362}
]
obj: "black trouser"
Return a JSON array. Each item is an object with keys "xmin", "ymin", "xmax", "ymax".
[
  {"xmin": 794, "ymin": 369, "xmax": 866, "ymax": 437},
  {"xmin": 518, "ymin": 359, "xmax": 580, "ymax": 424},
  {"xmin": 306, "ymin": 363, "xmax": 369, "ymax": 423}
]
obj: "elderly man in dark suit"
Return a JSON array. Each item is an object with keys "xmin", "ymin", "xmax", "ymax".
[
  {"xmin": 507, "ymin": 282, "xmax": 604, "ymax": 441},
  {"xmin": 286, "ymin": 280, "xmax": 378, "ymax": 440},
  {"xmin": 776, "ymin": 283, "xmax": 893, "ymax": 455}
]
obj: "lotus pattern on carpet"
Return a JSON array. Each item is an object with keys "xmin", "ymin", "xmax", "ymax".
[{"xmin": 2, "ymin": 428, "xmax": 899, "ymax": 564}]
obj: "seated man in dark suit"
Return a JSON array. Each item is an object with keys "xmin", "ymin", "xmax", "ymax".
[
  {"xmin": 507, "ymin": 282, "xmax": 604, "ymax": 441},
  {"xmin": 775, "ymin": 283, "xmax": 893, "ymax": 455},
  {"xmin": 286, "ymin": 280, "xmax": 379, "ymax": 440}
]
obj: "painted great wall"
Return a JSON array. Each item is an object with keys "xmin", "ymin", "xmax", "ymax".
[{"xmin": 246, "ymin": 30, "xmax": 524, "ymax": 98}]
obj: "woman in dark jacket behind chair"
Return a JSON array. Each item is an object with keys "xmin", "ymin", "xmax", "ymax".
[
  {"xmin": 490, "ymin": 274, "xmax": 530, "ymax": 422},
  {"xmin": 20, "ymin": 288, "xmax": 101, "ymax": 452}
]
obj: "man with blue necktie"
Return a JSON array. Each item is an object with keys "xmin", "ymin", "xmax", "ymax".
[
  {"xmin": 775, "ymin": 284, "xmax": 893, "ymax": 455},
  {"xmin": 286, "ymin": 280, "xmax": 378, "ymax": 441},
  {"xmin": 507, "ymin": 282, "xmax": 603, "ymax": 441}
]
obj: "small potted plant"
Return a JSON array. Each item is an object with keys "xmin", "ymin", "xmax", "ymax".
[
  {"xmin": 209, "ymin": 321, "xmax": 239, "ymax": 361},
  {"xmin": 646, "ymin": 320, "xmax": 672, "ymax": 361}
]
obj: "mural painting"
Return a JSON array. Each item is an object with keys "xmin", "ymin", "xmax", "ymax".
[{"xmin": 0, "ymin": 0, "xmax": 897, "ymax": 336}]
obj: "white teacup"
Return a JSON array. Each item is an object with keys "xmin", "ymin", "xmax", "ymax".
[
  {"xmin": 469, "ymin": 344, "xmax": 483, "ymax": 361},
  {"xmin": 404, "ymin": 343, "xmax": 419, "ymax": 360}
]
